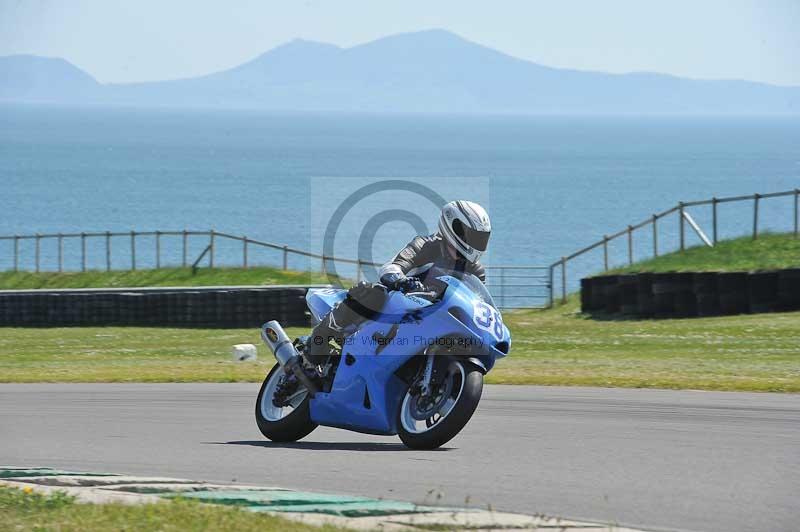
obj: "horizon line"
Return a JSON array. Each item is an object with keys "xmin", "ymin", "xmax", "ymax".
[{"xmin": 3, "ymin": 28, "xmax": 799, "ymax": 90}]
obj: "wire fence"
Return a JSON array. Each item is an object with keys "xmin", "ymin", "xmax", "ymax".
[
  {"xmin": 0, "ymin": 229, "xmax": 551, "ymax": 309},
  {"xmin": 0, "ymin": 229, "xmax": 381, "ymax": 277},
  {"xmin": 485, "ymin": 266, "xmax": 551, "ymax": 309},
  {"xmin": 4, "ymin": 189, "xmax": 796, "ymax": 309},
  {"xmin": 547, "ymin": 188, "xmax": 800, "ymax": 306}
]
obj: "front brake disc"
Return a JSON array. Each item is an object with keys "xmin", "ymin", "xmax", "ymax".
[{"xmin": 409, "ymin": 370, "xmax": 455, "ymax": 421}]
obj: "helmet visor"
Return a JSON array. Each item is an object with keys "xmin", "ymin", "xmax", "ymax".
[{"xmin": 452, "ymin": 219, "xmax": 490, "ymax": 252}]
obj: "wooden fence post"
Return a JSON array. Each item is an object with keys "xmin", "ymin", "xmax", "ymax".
[
  {"xmin": 282, "ymin": 245, "xmax": 288, "ymax": 270},
  {"xmin": 356, "ymin": 259, "xmax": 362, "ymax": 283},
  {"xmin": 548, "ymin": 264, "xmax": 555, "ymax": 308},
  {"xmin": 182, "ymin": 230, "xmax": 188, "ymax": 267},
  {"xmin": 130, "ymin": 231, "xmax": 136, "ymax": 271},
  {"xmin": 105, "ymin": 231, "xmax": 111, "ymax": 271},
  {"xmin": 57, "ymin": 233, "xmax": 63, "ymax": 272},
  {"xmin": 794, "ymin": 189, "xmax": 799, "ymax": 238},
  {"xmin": 603, "ymin": 236, "xmax": 609, "ymax": 271},
  {"xmin": 679, "ymin": 202, "xmax": 685, "ymax": 251},
  {"xmin": 712, "ymin": 197, "xmax": 718, "ymax": 244},
  {"xmin": 35, "ymin": 233, "xmax": 40, "ymax": 273},
  {"xmin": 560, "ymin": 257, "xmax": 567, "ymax": 304},
  {"xmin": 752, "ymin": 194, "xmax": 760, "ymax": 239},
  {"xmin": 81, "ymin": 232, "xmax": 86, "ymax": 272},
  {"xmin": 627, "ymin": 225, "xmax": 633, "ymax": 265},
  {"xmin": 155, "ymin": 230, "xmax": 161, "ymax": 268},
  {"xmin": 652, "ymin": 215, "xmax": 658, "ymax": 257},
  {"xmin": 243, "ymin": 236, "xmax": 248, "ymax": 268},
  {"xmin": 13, "ymin": 235, "xmax": 19, "ymax": 272},
  {"xmin": 209, "ymin": 230, "xmax": 215, "ymax": 268}
]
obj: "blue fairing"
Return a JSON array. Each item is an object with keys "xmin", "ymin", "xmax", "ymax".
[
  {"xmin": 307, "ymin": 271, "xmax": 510, "ymax": 435},
  {"xmin": 306, "ymin": 288, "xmax": 348, "ymax": 324}
]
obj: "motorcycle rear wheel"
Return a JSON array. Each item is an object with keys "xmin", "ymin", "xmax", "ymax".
[
  {"xmin": 397, "ymin": 359, "xmax": 483, "ymax": 449},
  {"xmin": 255, "ymin": 363, "xmax": 318, "ymax": 442}
]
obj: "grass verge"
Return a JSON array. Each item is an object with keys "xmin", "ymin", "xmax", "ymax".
[
  {"xmin": 0, "ymin": 266, "xmax": 335, "ymax": 290},
  {"xmin": 491, "ymin": 297, "xmax": 799, "ymax": 391},
  {"xmin": 2, "ymin": 234, "xmax": 795, "ymax": 291},
  {"xmin": 1, "ymin": 234, "xmax": 798, "ymax": 391},
  {"xmin": 1, "ymin": 298, "xmax": 798, "ymax": 391},
  {"xmin": 608, "ymin": 232, "xmax": 799, "ymax": 274},
  {"xmin": 0, "ymin": 485, "xmax": 348, "ymax": 532}
]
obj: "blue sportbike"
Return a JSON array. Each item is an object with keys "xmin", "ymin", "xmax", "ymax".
[{"xmin": 255, "ymin": 267, "xmax": 510, "ymax": 449}]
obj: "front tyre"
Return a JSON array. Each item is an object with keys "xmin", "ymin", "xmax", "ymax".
[
  {"xmin": 255, "ymin": 363, "xmax": 317, "ymax": 442},
  {"xmin": 398, "ymin": 359, "xmax": 483, "ymax": 449}
]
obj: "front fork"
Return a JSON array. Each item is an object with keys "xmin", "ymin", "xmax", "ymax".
[{"xmin": 419, "ymin": 347, "xmax": 435, "ymax": 395}]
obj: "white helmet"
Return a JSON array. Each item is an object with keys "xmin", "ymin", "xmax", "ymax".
[{"xmin": 438, "ymin": 200, "xmax": 491, "ymax": 263}]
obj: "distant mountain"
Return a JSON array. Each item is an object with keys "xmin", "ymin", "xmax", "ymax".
[
  {"xmin": 2, "ymin": 30, "xmax": 799, "ymax": 114},
  {"xmin": 0, "ymin": 54, "xmax": 100, "ymax": 102}
]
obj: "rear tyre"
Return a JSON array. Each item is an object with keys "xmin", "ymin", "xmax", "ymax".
[
  {"xmin": 255, "ymin": 363, "xmax": 317, "ymax": 442},
  {"xmin": 397, "ymin": 359, "xmax": 483, "ymax": 449}
]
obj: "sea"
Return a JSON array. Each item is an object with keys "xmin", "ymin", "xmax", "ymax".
[{"xmin": 1, "ymin": 104, "xmax": 798, "ymax": 294}]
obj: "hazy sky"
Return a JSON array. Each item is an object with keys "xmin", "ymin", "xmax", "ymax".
[{"xmin": 1, "ymin": 0, "xmax": 798, "ymax": 86}]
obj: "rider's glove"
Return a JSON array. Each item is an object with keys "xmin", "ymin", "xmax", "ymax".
[{"xmin": 398, "ymin": 277, "xmax": 425, "ymax": 293}]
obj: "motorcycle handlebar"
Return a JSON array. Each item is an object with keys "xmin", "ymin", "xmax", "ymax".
[{"xmin": 405, "ymin": 290, "xmax": 440, "ymax": 301}]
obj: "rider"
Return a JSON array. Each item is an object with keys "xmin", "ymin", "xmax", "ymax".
[{"xmin": 305, "ymin": 200, "xmax": 492, "ymax": 365}]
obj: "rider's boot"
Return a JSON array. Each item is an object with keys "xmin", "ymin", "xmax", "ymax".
[
  {"xmin": 306, "ymin": 311, "xmax": 345, "ymax": 365},
  {"xmin": 305, "ymin": 282, "xmax": 386, "ymax": 365}
]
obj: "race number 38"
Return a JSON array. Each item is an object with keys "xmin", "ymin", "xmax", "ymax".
[{"xmin": 472, "ymin": 301, "xmax": 504, "ymax": 340}]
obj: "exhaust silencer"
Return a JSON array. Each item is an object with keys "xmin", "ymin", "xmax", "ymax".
[
  {"xmin": 261, "ymin": 320, "xmax": 298, "ymax": 367},
  {"xmin": 260, "ymin": 320, "xmax": 318, "ymax": 397}
]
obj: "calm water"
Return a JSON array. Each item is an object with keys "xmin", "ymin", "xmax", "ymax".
[{"xmin": 1, "ymin": 105, "xmax": 798, "ymax": 290}]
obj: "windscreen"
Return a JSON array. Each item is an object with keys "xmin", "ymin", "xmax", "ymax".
[{"xmin": 429, "ymin": 267, "xmax": 496, "ymax": 309}]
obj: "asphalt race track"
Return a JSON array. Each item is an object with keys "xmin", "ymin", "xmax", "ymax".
[{"xmin": 1, "ymin": 383, "xmax": 797, "ymax": 532}]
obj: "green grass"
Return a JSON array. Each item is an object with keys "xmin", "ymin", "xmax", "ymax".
[
  {"xmin": 0, "ymin": 234, "xmax": 798, "ymax": 392},
  {"xmin": 0, "ymin": 266, "xmax": 336, "ymax": 290},
  {"xmin": 0, "ymin": 485, "xmax": 349, "ymax": 532},
  {"xmin": 1, "ymin": 299, "xmax": 798, "ymax": 391},
  {"xmin": 491, "ymin": 297, "xmax": 800, "ymax": 391},
  {"xmin": 608, "ymin": 232, "xmax": 799, "ymax": 274},
  {"xmin": 0, "ymin": 326, "xmax": 283, "ymax": 383}
]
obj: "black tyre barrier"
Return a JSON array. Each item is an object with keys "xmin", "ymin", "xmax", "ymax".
[
  {"xmin": 0, "ymin": 286, "xmax": 319, "ymax": 328},
  {"xmin": 778, "ymin": 269, "xmax": 800, "ymax": 310},
  {"xmin": 580, "ymin": 278, "xmax": 593, "ymax": 311},
  {"xmin": 671, "ymin": 273, "xmax": 696, "ymax": 318},
  {"xmin": 581, "ymin": 269, "xmax": 800, "ymax": 319},
  {"xmin": 601, "ymin": 275, "xmax": 620, "ymax": 314},
  {"xmin": 652, "ymin": 272, "xmax": 695, "ymax": 318},
  {"xmin": 653, "ymin": 273, "xmax": 679, "ymax": 318},
  {"xmin": 717, "ymin": 273, "xmax": 748, "ymax": 316},
  {"xmin": 748, "ymin": 272, "xmax": 779, "ymax": 314},
  {"xmin": 588, "ymin": 276, "xmax": 606, "ymax": 311},
  {"xmin": 617, "ymin": 275, "xmax": 638, "ymax": 315},
  {"xmin": 636, "ymin": 273, "xmax": 655, "ymax": 318},
  {"xmin": 690, "ymin": 272, "xmax": 715, "ymax": 317},
  {"xmin": 693, "ymin": 273, "xmax": 720, "ymax": 317}
]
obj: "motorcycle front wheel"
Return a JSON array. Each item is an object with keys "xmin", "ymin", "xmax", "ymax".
[
  {"xmin": 255, "ymin": 363, "xmax": 317, "ymax": 442},
  {"xmin": 397, "ymin": 359, "xmax": 483, "ymax": 449}
]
